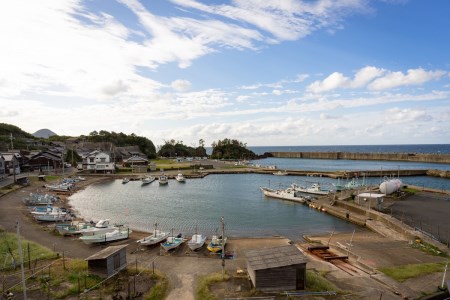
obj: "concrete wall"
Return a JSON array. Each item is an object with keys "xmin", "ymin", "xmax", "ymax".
[{"xmin": 270, "ymin": 152, "xmax": 450, "ymax": 164}]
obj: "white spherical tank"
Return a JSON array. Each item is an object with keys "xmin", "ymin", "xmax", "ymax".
[{"xmin": 379, "ymin": 179, "xmax": 402, "ymax": 195}]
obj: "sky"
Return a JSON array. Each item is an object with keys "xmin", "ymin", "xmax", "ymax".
[{"xmin": 1, "ymin": 0, "xmax": 449, "ymax": 148}]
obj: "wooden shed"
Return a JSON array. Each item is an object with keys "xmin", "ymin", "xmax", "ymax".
[
  {"xmin": 246, "ymin": 245, "xmax": 307, "ymax": 291},
  {"xmin": 85, "ymin": 244, "xmax": 128, "ymax": 278}
]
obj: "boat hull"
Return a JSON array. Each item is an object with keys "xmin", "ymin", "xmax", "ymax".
[
  {"xmin": 79, "ymin": 229, "xmax": 131, "ymax": 244},
  {"xmin": 260, "ymin": 187, "xmax": 306, "ymax": 203},
  {"xmin": 137, "ymin": 232, "xmax": 169, "ymax": 246},
  {"xmin": 187, "ymin": 234, "xmax": 206, "ymax": 251},
  {"xmin": 161, "ymin": 237, "xmax": 184, "ymax": 251}
]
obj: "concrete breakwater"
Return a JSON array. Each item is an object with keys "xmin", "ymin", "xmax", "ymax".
[{"xmin": 270, "ymin": 151, "xmax": 450, "ymax": 164}]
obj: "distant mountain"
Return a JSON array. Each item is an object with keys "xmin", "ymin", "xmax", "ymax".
[{"xmin": 33, "ymin": 128, "xmax": 57, "ymax": 139}]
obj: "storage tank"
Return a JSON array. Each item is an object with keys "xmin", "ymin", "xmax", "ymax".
[{"xmin": 379, "ymin": 179, "xmax": 402, "ymax": 195}]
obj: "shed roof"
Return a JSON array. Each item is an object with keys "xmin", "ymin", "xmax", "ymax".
[
  {"xmin": 246, "ymin": 245, "xmax": 306, "ymax": 271},
  {"xmin": 85, "ymin": 244, "xmax": 128, "ymax": 261}
]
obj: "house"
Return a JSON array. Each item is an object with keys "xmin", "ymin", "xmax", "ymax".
[
  {"xmin": 114, "ymin": 146, "xmax": 146, "ymax": 162},
  {"xmin": 82, "ymin": 150, "xmax": 115, "ymax": 174},
  {"xmin": 28, "ymin": 151, "xmax": 62, "ymax": 172},
  {"xmin": 85, "ymin": 245, "xmax": 128, "ymax": 278},
  {"xmin": 0, "ymin": 155, "xmax": 6, "ymax": 181},
  {"xmin": 1, "ymin": 153, "xmax": 20, "ymax": 175},
  {"xmin": 246, "ymin": 245, "xmax": 307, "ymax": 291}
]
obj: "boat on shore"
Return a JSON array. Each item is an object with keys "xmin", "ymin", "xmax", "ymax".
[
  {"xmin": 207, "ymin": 235, "xmax": 227, "ymax": 253},
  {"xmin": 137, "ymin": 224, "xmax": 169, "ymax": 246},
  {"xmin": 187, "ymin": 234, "xmax": 206, "ymax": 251},
  {"xmin": 55, "ymin": 221, "xmax": 93, "ymax": 236},
  {"xmin": 79, "ymin": 228, "xmax": 132, "ymax": 244},
  {"xmin": 291, "ymin": 183, "xmax": 330, "ymax": 195},
  {"xmin": 31, "ymin": 207, "xmax": 70, "ymax": 222},
  {"xmin": 260, "ymin": 187, "xmax": 306, "ymax": 203},
  {"xmin": 161, "ymin": 232, "xmax": 185, "ymax": 251},
  {"xmin": 79, "ymin": 219, "xmax": 118, "ymax": 236},
  {"xmin": 142, "ymin": 176, "xmax": 156, "ymax": 185},
  {"xmin": 122, "ymin": 178, "xmax": 130, "ymax": 184}
]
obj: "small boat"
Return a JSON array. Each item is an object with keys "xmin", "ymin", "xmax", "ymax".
[
  {"xmin": 291, "ymin": 182, "xmax": 330, "ymax": 195},
  {"xmin": 159, "ymin": 173, "xmax": 168, "ymax": 185},
  {"xmin": 55, "ymin": 221, "xmax": 93, "ymax": 236},
  {"xmin": 79, "ymin": 228, "xmax": 132, "ymax": 244},
  {"xmin": 45, "ymin": 183, "xmax": 73, "ymax": 192},
  {"xmin": 273, "ymin": 170, "xmax": 288, "ymax": 176},
  {"xmin": 175, "ymin": 173, "xmax": 186, "ymax": 182},
  {"xmin": 187, "ymin": 234, "xmax": 206, "ymax": 251},
  {"xmin": 122, "ymin": 178, "xmax": 130, "ymax": 184},
  {"xmin": 333, "ymin": 177, "xmax": 366, "ymax": 191},
  {"xmin": 142, "ymin": 176, "xmax": 155, "ymax": 185},
  {"xmin": 79, "ymin": 219, "xmax": 118, "ymax": 236},
  {"xmin": 32, "ymin": 207, "xmax": 70, "ymax": 222},
  {"xmin": 207, "ymin": 235, "xmax": 227, "ymax": 253},
  {"xmin": 137, "ymin": 224, "xmax": 170, "ymax": 246},
  {"xmin": 161, "ymin": 231, "xmax": 185, "ymax": 251},
  {"xmin": 260, "ymin": 187, "xmax": 306, "ymax": 203}
]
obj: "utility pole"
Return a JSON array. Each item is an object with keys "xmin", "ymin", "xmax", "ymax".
[
  {"xmin": 221, "ymin": 217, "xmax": 225, "ymax": 279},
  {"xmin": 10, "ymin": 133, "xmax": 14, "ymax": 150},
  {"xmin": 16, "ymin": 221, "xmax": 27, "ymax": 299}
]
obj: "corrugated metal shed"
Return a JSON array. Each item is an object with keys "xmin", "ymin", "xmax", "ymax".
[
  {"xmin": 85, "ymin": 245, "xmax": 128, "ymax": 260},
  {"xmin": 247, "ymin": 245, "xmax": 307, "ymax": 270}
]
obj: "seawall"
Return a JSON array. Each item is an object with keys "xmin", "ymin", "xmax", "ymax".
[{"xmin": 269, "ymin": 151, "xmax": 450, "ymax": 164}]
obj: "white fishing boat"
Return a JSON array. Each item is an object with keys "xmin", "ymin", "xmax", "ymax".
[
  {"xmin": 32, "ymin": 207, "xmax": 70, "ymax": 222},
  {"xmin": 80, "ymin": 219, "xmax": 118, "ymax": 236},
  {"xmin": 273, "ymin": 170, "xmax": 288, "ymax": 176},
  {"xmin": 207, "ymin": 235, "xmax": 227, "ymax": 253},
  {"xmin": 161, "ymin": 231, "xmax": 184, "ymax": 251},
  {"xmin": 260, "ymin": 187, "xmax": 306, "ymax": 203},
  {"xmin": 291, "ymin": 182, "xmax": 330, "ymax": 195},
  {"xmin": 45, "ymin": 183, "xmax": 73, "ymax": 192},
  {"xmin": 137, "ymin": 224, "xmax": 169, "ymax": 246},
  {"xmin": 55, "ymin": 221, "xmax": 93, "ymax": 236},
  {"xmin": 175, "ymin": 173, "xmax": 186, "ymax": 182},
  {"xmin": 79, "ymin": 228, "xmax": 131, "ymax": 244},
  {"xmin": 159, "ymin": 173, "xmax": 168, "ymax": 185},
  {"xmin": 187, "ymin": 234, "xmax": 206, "ymax": 251},
  {"xmin": 333, "ymin": 177, "xmax": 366, "ymax": 191},
  {"xmin": 142, "ymin": 176, "xmax": 155, "ymax": 185},
  {"xmin": 122, "ymin": 178, "xmax": 130, "ymax": 184}
]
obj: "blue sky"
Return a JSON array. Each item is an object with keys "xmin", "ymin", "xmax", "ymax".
[{"xmin": 1, "ymin": 0, "xmax": 449, "ymax": 148}]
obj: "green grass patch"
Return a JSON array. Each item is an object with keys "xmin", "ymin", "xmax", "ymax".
[
  {"xmin": 401, "ymin": 187, "xmax": 419, "ymax": 194},
  {"xmin": 0, "ymin": 230, "xmax": 55, "ymax": 269},
  {"xmin": 379, "ymin": 262, "xmax": 447, "ymax": 282},
  {"xmin": 196, "ymin": 272, "xmax": 230, "ymax": 300},
  {"xmin": 306, "ymin": 270, "xmax": 339, "ymax": 292},
  {"xmin": 411, "ymin": 239, "xmax": 449, "ymax": 257},
  {"xmin": 143, "ymin": 270, "xmax": 169, "ymax": 300}
]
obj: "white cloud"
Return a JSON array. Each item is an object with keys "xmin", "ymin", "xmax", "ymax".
[
  {"xmin": 368, "ymin": 68, "xmax": 446, "ymax": 90},
  {"xmin": 171, "ymin": 79, "xmax": 191, "ymax": 92},
  {"xmin": 307, "ymin": 66, "xmax": 445, "ymax": 93},
  {"xmin": 384, "ymin": 108, "xmax": 432, "ymax": 124},
  {"xmin": 171, "ymin": 0, "xmax": 371, "ymax": 42},
  {"xmin": 307, "ymin": 72, "xmax": 350, "ymax": 93}
]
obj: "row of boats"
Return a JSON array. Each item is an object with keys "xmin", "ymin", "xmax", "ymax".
[
  {"xmin": 54, "ymin": 218, "xmax": 226, "ymax": 252},
  {"xmin": 122, "ymin": 173, "xmax": 186, "ymax": 185}
]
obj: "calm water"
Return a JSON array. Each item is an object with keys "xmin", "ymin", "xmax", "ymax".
[
  {"xmin": 69, "ymin": 144, "xmax": 450, "ymax": 238},
  {"xmin": 69, "ymin": 174, "xmax": 362, "ymax": 240}
]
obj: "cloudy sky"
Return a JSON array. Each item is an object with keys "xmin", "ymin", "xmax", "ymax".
[{"xmin": 1, "ymin": 0, "xmax": 449, "ymax": 147}]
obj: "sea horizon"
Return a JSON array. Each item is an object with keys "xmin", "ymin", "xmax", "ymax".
[{"xmin": 207, "ymin": 144, "xmax": 450, "ymax": 155}]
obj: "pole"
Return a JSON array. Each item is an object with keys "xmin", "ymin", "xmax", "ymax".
[
  {"xmin": 347, "ymin": 229, "xmax": 355, "ymax": 257},
  {"xmin": 16, "ymin": 221, "xmax": 27, "ymax": 299},
  {"xmin": 441, "ymin": 263, "xmax": 448, "ymax": 289},
  {"xmin": 221, "ymin": 216, "xmax": 225, "ymax": 279}
]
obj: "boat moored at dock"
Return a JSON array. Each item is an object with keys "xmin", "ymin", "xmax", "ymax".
[{"xmin": 260, "ymin": 187, "xmax": 306, "ymax": 203}]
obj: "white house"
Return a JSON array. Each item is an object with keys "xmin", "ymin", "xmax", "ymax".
[{"xmin": 82, "ymin": 150, "xmax": 115, "ymax": 174}]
